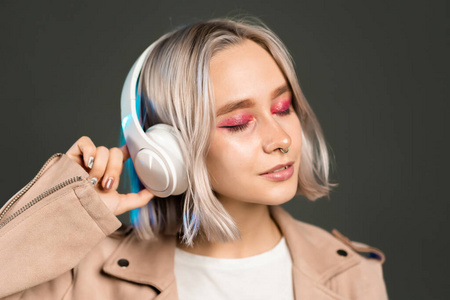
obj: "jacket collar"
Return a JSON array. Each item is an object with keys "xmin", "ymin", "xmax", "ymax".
[{"xmin": 102, "ymin": 206, "xmax": 361, "ymax": 299}]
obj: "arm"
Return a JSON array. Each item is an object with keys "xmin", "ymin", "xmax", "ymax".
[
  {"xmin": 0, "ymin": 137, "xmax": 154, "ymax": 299},
  {"xmin": 0, "ymin": 154, "xmax": 121, "ymax": 298}
]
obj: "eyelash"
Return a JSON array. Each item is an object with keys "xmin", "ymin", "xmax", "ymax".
[
  {"xmin": 221, "ymin": 107, "xmax": 292, "ymax": 133},
  {"xmin": 222, "ymin": 124, "xmax": 249, "ymax": 132},
  {"xmin": 276, "ymin": 107, "xmax": 291, "ymax": 116}
]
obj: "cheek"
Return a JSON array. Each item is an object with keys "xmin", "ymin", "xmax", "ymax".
[
  {"xmin": 292, "ymin": 117, "xmax": 302, "ymax": 148},
  {"xmin": 293, "ymin": 116, "xmax": 302, "ymax": 147},
  {"xmin": 282, "ymin": 113, "xmax": 303, "ymax": 164},
  {"xmin": 206, "ymin": 134, "xmax": 255, "ymax": 189},
  {"xmin": 293, "ymin": 117, "xmax": 303, "ymax": 169}
]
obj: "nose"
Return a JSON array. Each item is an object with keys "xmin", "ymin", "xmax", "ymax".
[{"xmin": 262, "ymin": 118, "xmax": 292, "ymax": 154}]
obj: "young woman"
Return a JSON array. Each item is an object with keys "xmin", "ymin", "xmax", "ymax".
[{"xmin": 0, "ymin": 18, "xmax": 387, "ymax": 299}]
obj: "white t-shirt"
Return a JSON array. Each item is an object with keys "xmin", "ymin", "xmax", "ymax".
[{"xmin": 174, "ymin": 237, "xmax": 294, "ymax": 300}]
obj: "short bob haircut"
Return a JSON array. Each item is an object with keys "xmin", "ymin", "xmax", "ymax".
[{"xmin": 122, "ymin": 18, "xmax": 333, "ymax": 245}]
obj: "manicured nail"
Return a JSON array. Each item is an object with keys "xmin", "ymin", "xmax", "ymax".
[
  {"xmin": 105, "ymin": 177, "xmax": 114, "ymax": 190},
  {"xmin": 90, "ymin": 177, "xmax": 98, "ymax": 186},
  {"xmin": 88, "ymin": 156, "xmax": 94, "ymax": 169}
]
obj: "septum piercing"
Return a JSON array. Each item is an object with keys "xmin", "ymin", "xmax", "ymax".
[{"xmin": 279, "ymin": 147, "xmax": 289, "ymax": 154}]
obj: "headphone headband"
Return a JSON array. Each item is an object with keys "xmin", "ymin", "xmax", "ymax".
[
  {"xmin": 120, "ymin": 45, "xmax": 153, "ymax": 159},
  {"xmin": 120, "ymin": 46, "xmax": 188, "ymax": 197}
]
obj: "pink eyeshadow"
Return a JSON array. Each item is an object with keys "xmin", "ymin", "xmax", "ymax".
[
  {"xmin": 271, "ymin": 98, "xmax": 291, "ymax": 113},
  {"xmin": 218, "ymin": 113, "xmax": 254, "ymax": 127}
]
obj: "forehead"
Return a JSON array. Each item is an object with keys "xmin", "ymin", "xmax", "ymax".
[{"xmin": 210, "ymin": 40, "xmax": 287, "ymax": 107}]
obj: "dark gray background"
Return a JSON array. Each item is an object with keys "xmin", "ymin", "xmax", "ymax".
[{"xmin": 0, "ymin": 0, "xmax": 448, "ymax": 299}]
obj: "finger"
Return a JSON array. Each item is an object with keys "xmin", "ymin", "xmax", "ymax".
[
  {"xmin": 102, "ymin": 147, "xmax": 124, "ymax": 190},
  {"xmin": 66, "ymin": 136, "xmax": 97, "ymax": 169},
  {"xmin": 89, "ymin": 146, "xmax": 109, "ymax": 185},
  {"xmin": 115, "ymin": 189, "xmax": 154, "ymax": 215},
  {"xmin": 120, "ymin": 144, "xmax": 130, "ymax": 162}
]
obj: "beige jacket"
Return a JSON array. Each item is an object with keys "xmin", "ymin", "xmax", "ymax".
[{"xmin": 0, "ymin": 154, "xmax": 388, "ymax": 300}]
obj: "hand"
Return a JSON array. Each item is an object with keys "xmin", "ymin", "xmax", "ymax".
[{"xmin": 66, "ymin": 136, "xmax": 154, "ymax": 216}]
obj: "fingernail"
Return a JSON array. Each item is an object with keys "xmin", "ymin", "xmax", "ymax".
[
  {"xmin": 88, "ymin": 157, "xmax": 94, "ymax": 169},
  {"xmin": 105, "ymin": 177, "xmax": 114, "ymax": 190},
  {"xmin": 90, "ymin": 177, "xmax": 98, "ymax": 186}
]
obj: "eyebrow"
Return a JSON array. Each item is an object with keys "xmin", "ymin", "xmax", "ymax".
[{"xmin": 216, "ymin": 84, "xmax": 291, "ymax": 117}]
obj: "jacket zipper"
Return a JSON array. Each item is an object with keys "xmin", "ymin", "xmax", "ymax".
[{"xmin": 0, "ymin": 153, "xmax": 85, "ymax": 230}]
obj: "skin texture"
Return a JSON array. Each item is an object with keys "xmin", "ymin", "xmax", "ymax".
[
  {"xmin": 207, "ymin": 40, "xmax": 302, "ymax": 207},
  {"xmin": 178, "ymin": 40, "xmax": 303, "ymax": 258}
]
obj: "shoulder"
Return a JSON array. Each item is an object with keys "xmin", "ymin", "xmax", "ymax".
[
  {"xmin": 330, "ymin": 228, "xmax": 385, "ymax": 263},
  {"xmin": 294, "ymin": 220, "xmax": 387, "ymax": 283},
  {"xmin": 295, "ymin": 219, "xmax": 386, "ymax": 264},
  {"xmin": 271, "ymin": 206, "xmax": 385, "ymax": 265}
]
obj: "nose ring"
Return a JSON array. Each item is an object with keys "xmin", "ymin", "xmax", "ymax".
[{"xmin": 279, "ymin": 147, "xmax": 289, "ymax": 154}]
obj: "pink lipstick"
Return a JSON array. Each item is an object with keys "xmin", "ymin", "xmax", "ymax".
[{"xmin": 260, "ymin": 162, "xmax": 294, "ymax": 181}]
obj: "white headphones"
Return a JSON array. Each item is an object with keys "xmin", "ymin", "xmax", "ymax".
[{"xmin": 121, "ymin": 46, "xmax": 188, "ymax": 198}]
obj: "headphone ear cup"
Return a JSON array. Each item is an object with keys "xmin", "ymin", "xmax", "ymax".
[{"xmin": 135, "ymin": 124, "xmax": 188, "ymax": 197}]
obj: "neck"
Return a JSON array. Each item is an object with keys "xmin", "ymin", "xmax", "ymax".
[{"xmin": 177, "ymin": 200, "xmax": 282, "ymax": 258}]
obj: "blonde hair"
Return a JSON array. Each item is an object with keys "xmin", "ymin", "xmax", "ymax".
[{"xmin": 128, "ymin": 18, "xmax": 333, "ymax": 245}]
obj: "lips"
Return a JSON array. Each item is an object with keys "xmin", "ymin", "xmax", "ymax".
[
  {"xmin": 261, "ymin": 162, "xmax": 294, "ymax": 175},
  {"xmin": 268, "ymin": 166, "xmax": 289, "ymax": 173},
  {"xmin": 259, "ymin": 162, "xmax": 295, "ymax": 181}
]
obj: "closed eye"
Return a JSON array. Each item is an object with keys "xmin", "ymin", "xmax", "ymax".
[
  {"xmin": 275, "ymin": 107, "xmax": 291, "ymax": 116},
  {"xmin": 220, "ymin": 123, "xmax": 249, "ymax": 132}
]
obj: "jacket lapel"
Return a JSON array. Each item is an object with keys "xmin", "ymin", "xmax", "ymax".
[
  {"xmin": 270, "ymin": 206, "xmax": 361, "ymax": 300},
  {"xmin": 102, "ymin": 233, "xmax": 178, "ymax": 297}
]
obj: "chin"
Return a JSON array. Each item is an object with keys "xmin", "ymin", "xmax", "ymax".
[
  {"xmin": 253, "ymin": 184, "xmax": 298, "ymax": 206},
  {"xmin": 267, "ymin": 197, "xmax": 293, "ymax": 206},
  {"xmin": 266, "ymin": 179, "xmax": 299, "ymax": 202}
]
